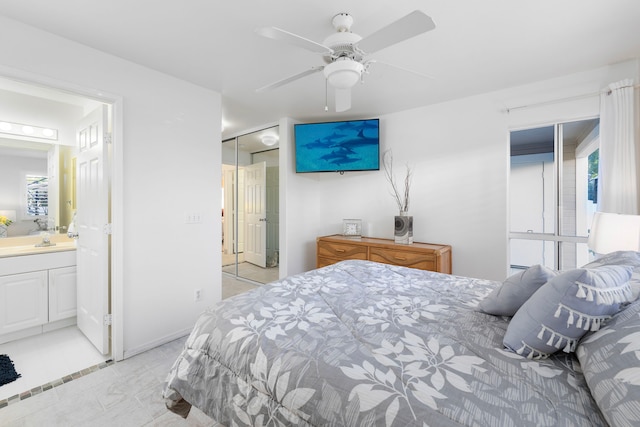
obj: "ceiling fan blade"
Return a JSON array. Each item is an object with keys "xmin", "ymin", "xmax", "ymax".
[
  {"xmin": 256, "ymin": 66, "xmax": 324, "ymax": 92},
  {"xmin": 255, "ymin": 27, "xmax": 333, "ymax": 54},
  {"xmin": 370, "ymin": 60, "xmax": 435, "ymax": 80},
  {"xmin": 335, "ymin": 88, "xmax": 352, "ymax": 112},
  {"xmin": 356, "ymin": 10, "xmax": 435, "ymax": 54}
]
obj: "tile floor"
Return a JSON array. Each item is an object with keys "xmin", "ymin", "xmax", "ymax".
[
  {"xmin": 222, "ymin": 261, "xmax": 279, "ymax": 285},
  {"xmin": 1, "ymin": 335, "xmax": 219, "ymax": 426},
  {"xmin": 0, "ymin": 327, "xmax": 109, "ymax": 402},
  {"xmin": 0, "ymin": 275, "xmax": 261, "ymax": 426}
]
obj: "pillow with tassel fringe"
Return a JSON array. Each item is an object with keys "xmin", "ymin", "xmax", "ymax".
[
  {"xmin": 581, "ymin": 250, "xmax": 640, "ymax": 301},
  {"xmin": 503, "ymin": 265, "xmax": 633, "ymax": 359}
]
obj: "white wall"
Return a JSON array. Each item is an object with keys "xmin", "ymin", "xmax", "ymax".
[
  {"xmin": 0, "ymin": 16, "xmax": 222, "ymax": 358},
  {"xmin": 282, "ymin": 60, "xmax": 640, "ymax": 281},
  {"xmin": 279, "ymin": 117, "xmax": 325, "ymax": 275},
  {"xmin": 0, "ymin": 89, "xmax": 83, "ymax": 148}
]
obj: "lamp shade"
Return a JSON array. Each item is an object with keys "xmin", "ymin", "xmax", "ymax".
[{"xmin": 588, "ymin": 212, "xmax": 640, "ymax": 254}]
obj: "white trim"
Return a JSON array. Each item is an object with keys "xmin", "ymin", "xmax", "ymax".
[
  {"xmin": 123, "ymin": 328, "xmax": 192, "ymax": 359},
  {"xmin": 110, "ymin": 94, "xmax": 124, "ymax": 362},
  {"xmin": 509, "ymin": 232, "xmax": 588, "ymax": 244},
  {"xmin": 224, "ymin": 121, "xmax": 279, "ymax": 140},
  {"xmin": 0, "ymin": 64, "xmax": 125, "ymax": 362}
]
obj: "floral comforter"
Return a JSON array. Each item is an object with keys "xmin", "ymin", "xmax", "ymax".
[{"xmin": 163, "ymin": 260, "xmax": 606, "ymax": 426}]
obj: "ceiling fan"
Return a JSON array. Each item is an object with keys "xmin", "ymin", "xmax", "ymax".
[{"xmin": 255, "ymin": 10, "xmax": 436, "ymax": 112}]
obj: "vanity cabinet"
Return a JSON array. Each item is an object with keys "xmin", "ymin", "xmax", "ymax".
[
  {"xmin": 317, "ymin": 235, "xmax": 452, "ymax": 273},
  {"xmin": 48, "ymin": 266, "xmax": 77, "ymax": 322},
  {"xmin": 0, "ymin": 271, "xmax": 48, "ymax": 335},
  {"xmin": 0, "ymin": 250, "xmax": 77, "ymax": 344}
]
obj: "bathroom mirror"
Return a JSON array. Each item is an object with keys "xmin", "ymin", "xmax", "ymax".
[
  {"xmin": 0, "ymin": 78, "xmax": 98, "ymax": 238},
  {"xmin": 0, "ymin": 139, "xmax": 76, "ymax": 237}
]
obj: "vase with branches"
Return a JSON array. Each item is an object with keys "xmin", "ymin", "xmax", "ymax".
[
  {"xmin": 382, "ymin": 149, "xmax": 412, "ymax": 214},
  {"xmin": 383, "ymin": 150, "xmax": 414, "ymax": 244}
]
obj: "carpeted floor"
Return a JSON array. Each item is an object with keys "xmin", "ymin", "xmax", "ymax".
[{"xmin": 0, "ymin": 354, "xmax": 21, "ymax": 387}]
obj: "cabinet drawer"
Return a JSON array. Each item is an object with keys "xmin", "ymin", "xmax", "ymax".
[
  {"xmin": 317, "ymin": 241, "xmax": 367, "ymax": 260},
  {"xmin": 370, "ymin": 247, "xmax": 436, "ymax": 271},
  {"xmin": 317, "ymin": 257, "xmax": 340, "ymax": 269}
]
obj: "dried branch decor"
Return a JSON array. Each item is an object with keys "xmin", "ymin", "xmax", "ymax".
[{"xmin": 382, "ymin": 150, "xmax": 412, "ymax": 213}]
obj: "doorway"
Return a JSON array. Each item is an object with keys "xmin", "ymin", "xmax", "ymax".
[
  {"xmin": 509, "ymin": 118, "xmax": 600, "ymax": 273},
  {"xmin": 0, "ymin": 75, "xmax": 116, "ymax": 398},
  {"xmin": 222, "ymin": 126, "xmax": 280, "ymax": 284}
]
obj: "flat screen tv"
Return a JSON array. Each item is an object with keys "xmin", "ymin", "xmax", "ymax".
[{"xmin": 294, "ymin": 118, "xmax": 380, "ymax": 173}]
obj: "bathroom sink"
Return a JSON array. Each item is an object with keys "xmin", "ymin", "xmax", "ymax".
[{"xmin": 0, "ymin": 241, "xmax": 75, "ymax": 258}]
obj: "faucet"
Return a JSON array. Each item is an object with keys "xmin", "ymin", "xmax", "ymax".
[{"xmin": 35, "ymin": 231, "xmax": 56, "ymax": 247}]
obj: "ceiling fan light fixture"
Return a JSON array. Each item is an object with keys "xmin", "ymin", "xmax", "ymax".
[
  {"xmin": 323, "ymin": 59, "xmax": 363, "ymax": 89},
  {"xmin": 261, "ymin": 134, "xmax": 278, "ymax": 146}
]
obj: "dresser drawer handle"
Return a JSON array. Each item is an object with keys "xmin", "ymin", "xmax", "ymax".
[
  {"xmin": 394, "ymin": 256, "xmax": 407, "ymax": 261},
  {"xmin": 335, "ymin": 249, "xmax": 346, "ymax": 253}
]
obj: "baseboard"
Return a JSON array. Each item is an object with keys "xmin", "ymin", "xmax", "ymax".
[
  {"xmin": 43, "ymin": 317, "xmax": 76, "ymax": 332},
  {"xmin": 0, "ymin": 325, "xmax": 42, "ymax": 344},
  {"xmin": 122, "ymin": 327, "xmax": 192, "ymax": 359},
  {"xmin": 0, "ymin": 317, "xmax": 77, "ymax": 344}
]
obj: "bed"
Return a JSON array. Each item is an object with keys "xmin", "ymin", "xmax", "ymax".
[{"xmin": 163, "ymin": 255, "xmax": 640, "ymax": 426}]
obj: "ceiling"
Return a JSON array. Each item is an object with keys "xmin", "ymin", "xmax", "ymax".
[{"xmin": 1, "ymin": 1, "xmax": 639, "ymax": 139}]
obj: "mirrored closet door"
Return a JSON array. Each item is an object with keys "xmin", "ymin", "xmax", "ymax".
[{"xmin": 221, "ymin": 126, "xmax": 280, "ymax": 284}]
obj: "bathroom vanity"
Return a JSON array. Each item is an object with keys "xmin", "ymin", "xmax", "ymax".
[{"xmin": 0, "ymin": 235, "xmax": 77, "ymax": 344}]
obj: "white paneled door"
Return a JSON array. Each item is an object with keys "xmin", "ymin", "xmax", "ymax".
[
  {"xmin": 244, "ymin": 161, "xmax": 267, "ymax": 268},
  {"xmin": 76, "ymin": 105, "xmax": 110, "ymax": 355}
]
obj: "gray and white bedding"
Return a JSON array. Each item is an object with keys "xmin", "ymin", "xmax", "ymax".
[{"xmin": 163, "ymin": 258, "xmax": 640, "ymax": 426}]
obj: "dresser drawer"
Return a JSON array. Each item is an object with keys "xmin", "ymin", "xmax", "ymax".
[
  {"xmin": 317, "ymin": 240, "xmax": 367, "ymax": 260},
  {"xmin": 369, "ymin": 247, "xmax": 436, "ymax": 271},
  {"xmin": 316, "ymin": 235, "xmax": 451, "ymax": 273}
]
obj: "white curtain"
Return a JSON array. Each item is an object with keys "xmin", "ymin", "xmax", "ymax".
[{"xmin": 598, "ymin": 79, "xmax": 638, "ymax": 214}]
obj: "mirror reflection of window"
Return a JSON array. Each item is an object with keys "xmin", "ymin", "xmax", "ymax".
[
  {"xmin": 509, "ymin": 118, "xmax": 599, "ymax": 273},
  {"xmin": 25, "ymin": 174, "xmax": 49, "ymax": 217}
]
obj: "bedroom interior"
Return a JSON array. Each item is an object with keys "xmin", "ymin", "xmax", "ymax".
[{"xmin": 0, "ymin": 0, "xmax": 640, "ymax": 425}]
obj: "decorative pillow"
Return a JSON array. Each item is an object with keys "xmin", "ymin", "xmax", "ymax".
[
  {"xmin": 581, "ymin": 250, "xmax": 640, "ymax": 301},
  {"xmin": 503, "ymin": 265, "xmax": 633, "ymax": 359},
  {"xmin": 478, "ymin": 265, "xmax": 557, "ymax": 316},
  {"xmin": 577, "ymin": 298, "xmax": 640, "ymax": 427}
]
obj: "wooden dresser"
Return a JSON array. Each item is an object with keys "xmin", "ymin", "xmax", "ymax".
[{"xmin": 316, "ymin": 235, "xmax": 452, "ymax": 274}]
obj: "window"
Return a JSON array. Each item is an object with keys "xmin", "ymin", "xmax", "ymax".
[
  {"xmin": 509, "ymin": 118, "xmax": 599, "ymax": 272},
  {"xmin": 25, "ymin": 174, "xmax": 48, "ymax": 216}
]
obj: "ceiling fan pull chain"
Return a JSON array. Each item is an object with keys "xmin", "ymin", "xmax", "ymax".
[{"xmin": 324, "ymin": 78, "xmax": 329, "ymax": 112}]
